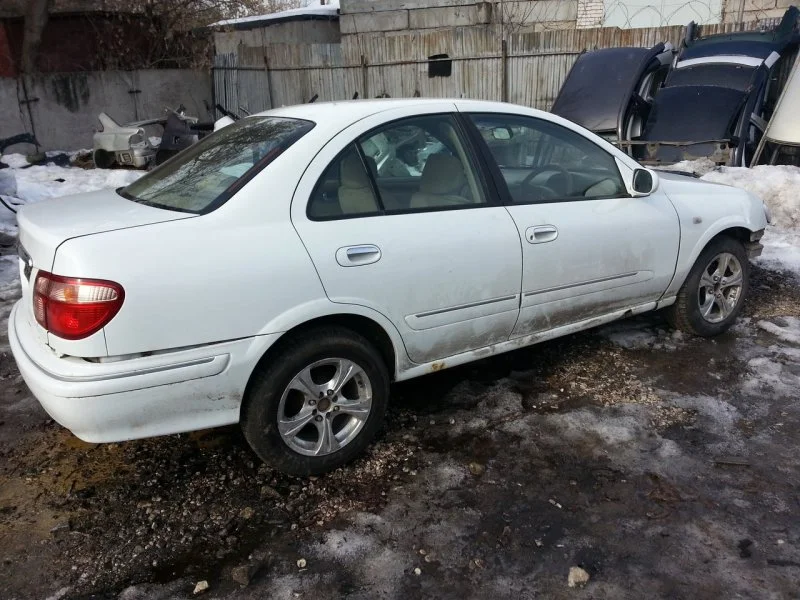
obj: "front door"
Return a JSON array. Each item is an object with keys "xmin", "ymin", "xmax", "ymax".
[
  {"xmin": 292, "ymin": 107, "xmax": 522, "ymax": 364},
  {"xmin": 463, "ymin": 111, "xmax": 680, "ymax": 336}
]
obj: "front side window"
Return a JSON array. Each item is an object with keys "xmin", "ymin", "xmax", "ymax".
[
  {"xmin": 469, "ymin": 114, "xmax": 626, "ymax": 204},
  {"xmin": 121, "ymin": 116, "xmax": 314, "ymax": 214}
]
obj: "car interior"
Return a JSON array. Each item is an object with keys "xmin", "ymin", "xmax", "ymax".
[
  {"xmin": 307, "ymin": 114, "xmax": 628, "ymax": 219},
  {"xmin": 475, "ymin": 118, "xmax": 626, "ymax": 202},
  {"xmin": 308, "ymin": 116, "xmax": 486, "ymax": 218}
]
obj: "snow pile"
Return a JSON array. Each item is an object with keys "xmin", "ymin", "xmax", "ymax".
[
  {"xmin": 700, "ymin": 165, "xmax": 800, "ymax": 230},
  {"xmin": 757, "ymin": 317, "xmax": 800, "ymax": 345},
  {"xmin": 6, "ymin": 155, "xmax": 143, "ymax": 205},
  {"xmin": 758, "ymin": 228, "xmax": 800, "ymax": 277},
  {"xmin": 659, "ymin": 158, "xmax": 718, "ymax": 177},
  {"xmin": 0, "ymin": 170, "xmax": 16, "ymax": 196}
]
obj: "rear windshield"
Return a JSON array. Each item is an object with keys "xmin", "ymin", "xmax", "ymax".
[{"xmin": 120, "ymin": 116, "xmax": 314, "ymax": 214}]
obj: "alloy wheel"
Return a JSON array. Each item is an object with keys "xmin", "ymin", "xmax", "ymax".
[
  {"xmin": 276, "ymin": 358, "xmax": 373, "ymax": 456},
  {"xmin": 697, "ymin": 252, "xmax": 744, "ymax": 324}
]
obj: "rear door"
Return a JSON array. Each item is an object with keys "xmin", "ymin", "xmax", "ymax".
[
  {"xmin": 461, "ymin": 110, "xmax": 680, "ymax": 336},
  {"xmin": 291, "ymin": 105, "xmax": 522, "ymax": 364}
]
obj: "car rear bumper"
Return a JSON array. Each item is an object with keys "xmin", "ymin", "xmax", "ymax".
[{"xmin": 8, "ymin": 301, "xmax": 279, "ymax": 443}]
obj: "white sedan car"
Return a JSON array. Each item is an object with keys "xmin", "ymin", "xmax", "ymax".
[{"xmin": 9, "ymin": 99, "xmax": 768, "ymax": 475}]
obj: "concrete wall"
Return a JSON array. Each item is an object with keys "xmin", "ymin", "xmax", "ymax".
[
  {"xmin": 339, "ymin": 0, "xmax": 792, "ymax": 30},
  {"xmin": 2, "ymin": 69, "xmax": 211, "ymax": 152},
  {"xmin": 214, "ymin": 20, "xmax": 341, "ymax": 54},
  {"xmin": 723, "ymin": 0, "xmax": 795, "ymax": 22},
  {"xmin": 339, "ymin": 0, "xmax": 577, "ymax": 33},
  {"xmin": 603, "ymin": 0, "xmax": 724, "ymax": 27}
]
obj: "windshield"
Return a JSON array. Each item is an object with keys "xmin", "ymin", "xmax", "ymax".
[{"xmin": 120, "ymin": 116, "xmax": 314, "ymax": 213}]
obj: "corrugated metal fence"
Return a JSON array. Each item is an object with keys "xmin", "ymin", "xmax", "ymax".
[{"xmin": 213, "ymin": 20, "xmax": 772, "ymax": 115}]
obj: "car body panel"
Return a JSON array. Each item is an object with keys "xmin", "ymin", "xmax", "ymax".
[
  {"xmin": 290, "ymin": 102, "xmax": 524, "ymax": 364},
  {"xmin": 655, "ymin": 170, "xmax": 768, "ymax": 296},
  {"xmin": 551, "ymin": 44, "xmax": 673, "ymax": 142},
  {"xmin": 505, "ymin": 192, "xmax": 679, "ymax": 335},
  {"xmin": 753, "ymin": 53, "xmax": 800, "ymax": 164},
  {"xmin": 17, "ymin": 189, "xmax": 195, "ymax": 271},
  {"xmin": 8, "ymin": 98, "xmax": 770, "ymax": 445}
]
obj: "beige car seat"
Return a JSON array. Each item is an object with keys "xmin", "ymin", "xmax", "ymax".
[
  {"xmin": 584, "ymin": 178, "xmax": 620, "ymax": 198},
  {"xmin": 410, "ymin": 154, "xmax": 472, "ymax": 209},
  {"xmin": 338, "ymin": 153, "xmax": 380, "ymax": 214}
]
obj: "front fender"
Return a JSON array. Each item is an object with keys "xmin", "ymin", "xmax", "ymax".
[{"xmin": 665, "ymin": 215, "xmax": 764, "ymax": 298}]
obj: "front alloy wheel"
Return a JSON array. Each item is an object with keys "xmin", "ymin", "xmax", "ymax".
[
  {"xmin": 666, "ymin": 235, "xmax": 749, "ymax": 337},
  {"xmin": 697, "ymin": 252, "xmax": 744, "ymax": 324}
]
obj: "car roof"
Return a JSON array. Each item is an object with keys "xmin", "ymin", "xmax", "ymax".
[{"xmin": 258, "ymin": 98, "xmax": 533, "ymax": 125}]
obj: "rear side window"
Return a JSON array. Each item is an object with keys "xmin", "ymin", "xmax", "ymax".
[
  {"xmin": 120, "ymin": 116, "xmax": 314, "ymax": 214},
  {"xmin": 307, "ymin": 114, "xmax": 488, "ymax": 219},
  {"xmin": 308, "ymin": 146, "xmax": 381, "ymax": 219}
]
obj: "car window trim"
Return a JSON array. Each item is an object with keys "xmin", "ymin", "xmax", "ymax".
[
  {"xmin": 460, "ymin": 112, "xmax": 631, "ymax": 206},
  {"xmin": 355, "ymin": 142, "xmax": 386, "ymax": 213},
  {"xmin": 306, "ymin": 112, "xmax": 501, "ymax": 222}
]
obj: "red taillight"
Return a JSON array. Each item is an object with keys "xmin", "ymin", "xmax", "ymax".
[{"xmin": 33, "ymin": 272, "xmax": 124, "ymax": 340}]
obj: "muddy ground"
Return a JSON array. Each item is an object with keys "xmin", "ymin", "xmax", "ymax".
[{"xmin": 1, "ymin": 264, "xmax": 799, "ymax": 600}]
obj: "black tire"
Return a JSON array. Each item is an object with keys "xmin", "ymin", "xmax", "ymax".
[
  {"xmin": 665, "ymin": 235, "xmax": 749, "ymax": 336},
  {"xmin": 93, "ymin": 149, "xmax": 115, "ymax": 169},
  {"xmin": 240, "ymin": 326, "xmax": 389, "ymax": 476}
]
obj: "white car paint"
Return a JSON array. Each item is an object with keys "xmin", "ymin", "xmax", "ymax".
[
  {"xmin": 8, "ymin": 98, "xmax": 768, "ymax": 445},
  {"xmin": 753, "ymin": 53, "xmax": 800, "ymax": 162}
]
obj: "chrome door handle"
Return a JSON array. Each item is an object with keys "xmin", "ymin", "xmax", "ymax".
[
  {"xmin": 336, "ymin": 244, "xmax": 382, "ymax": 266},
  {"xmin": 525, "ymin": 225, "xmax": 558, "ymax": 244}
]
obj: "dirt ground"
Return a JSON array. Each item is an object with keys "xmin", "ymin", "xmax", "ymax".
[{"xmin": 1, "ymin": 263, "xmax": 799, "ymax": 600}]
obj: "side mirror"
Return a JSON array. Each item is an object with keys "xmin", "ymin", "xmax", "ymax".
[
  {"xmin": 632, "ymin": 168, "xmax": 657, "ymax": 196},
  {"xmin": 492, "ymin": 127, "xmax": 513, "ymax": 140}
]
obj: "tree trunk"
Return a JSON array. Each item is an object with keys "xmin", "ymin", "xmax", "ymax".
[{"xmin": 21, "ymin": 0, "xmax": 51, "ymax": 73}]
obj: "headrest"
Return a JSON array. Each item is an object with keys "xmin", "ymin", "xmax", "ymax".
[
  {"xmin": 340, "ymin": 153, "xmax": 374, "ymax": 188},
  {"xmin": 419, "ymin": 153, "xmax": 466, "ymax": 195}
]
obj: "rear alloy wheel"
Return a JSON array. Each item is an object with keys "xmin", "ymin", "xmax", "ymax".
[
  {"xmin": 666, "ymin": 236, "xmax": 749, "ymax": 336},
  {"xmin": 241, "ymin": 327, "xmax": 389, "ymax": 476},
  {"xmin": 278, "ymin": 358, "xmax": 373, "ymax": 456}
]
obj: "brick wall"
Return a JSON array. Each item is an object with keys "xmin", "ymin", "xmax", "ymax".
[{"xmin": 577, "ymin": 0, "xmax": 604, "ymax": 28}]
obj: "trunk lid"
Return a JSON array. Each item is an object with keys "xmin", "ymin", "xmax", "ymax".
[
  {"xmin": 16, "ymin": 189, "xmax": 195, "ymax": 348},
  {"xmin": 17, "ymin": 188, "xmax": 195, "ymax": 271}
]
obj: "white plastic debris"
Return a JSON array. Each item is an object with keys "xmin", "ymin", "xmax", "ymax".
[{"xmin": 567, "ymin": 566, "xmax": 590, "ymax": 588}]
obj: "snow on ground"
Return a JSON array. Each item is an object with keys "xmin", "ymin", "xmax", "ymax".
[
  {"xmin": 3, "ymin": 153, "xmax": 142, "ymax": 206},
  {"xmin": 663, "ymin": 161, "xmax": 800, "ymax": 277},
  {"xmin": 758, "ymin": 228, "xmax": 800, "ymax": 277},
  {"xmin": 0, "ymin": 153, "xmax": 143, "ymax": 288}
]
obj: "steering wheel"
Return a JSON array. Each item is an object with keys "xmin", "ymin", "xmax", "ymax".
[{"xmin": 521, "ymin": 164, "xmax": 573, "ymax": 198}]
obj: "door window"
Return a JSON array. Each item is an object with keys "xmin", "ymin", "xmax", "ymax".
[
  {"xmin": 307, "ymin": 145, "xmax": 381, "ymax": 219},
  {"xmin": 308, "ymin": 115, "xmax": 488, "ymax": 220},
  {"xmin": 359, "ymin": 115, "xmax": 487, "ymax": 212},
  {"xmin": 469, "ymin": 114, "xmax": 626, "ymax": 204}
]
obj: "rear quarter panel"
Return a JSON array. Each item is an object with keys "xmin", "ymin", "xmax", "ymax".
[{"xmin": 51, "ymin": 150, "xmax": 327, "ymax": 357}]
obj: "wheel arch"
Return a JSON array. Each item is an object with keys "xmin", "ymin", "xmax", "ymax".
[
  {"xmin": 666, "ymin": 219, "xmax": 760, "ymax": 297},
  {"xmin": 242, "ymin": 311, "xmax": 405, "ymax": 414}
]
